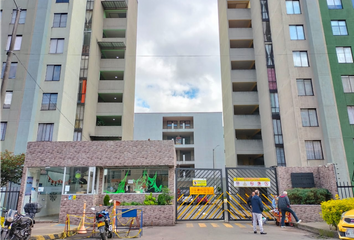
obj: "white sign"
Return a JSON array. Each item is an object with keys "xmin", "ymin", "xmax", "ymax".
[
  {"xmin": 128, "ymin": 179, "xmax": 134, "ymax": 184},
  {"xmin": 233, "ymin": 178, "xmax": 271, "ymax": 188},
  {"xmin": 65, "ymin": 185, "xmax": 70, "ymax": 191},
  {"xmin": 38, "ymin": 187, "xmax": 44, "ymax": 192}
]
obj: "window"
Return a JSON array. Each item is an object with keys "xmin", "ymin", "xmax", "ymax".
[
  {"xmin": 270, "ymin": 93, "xmax": 279, "ymax": 113},
  {"xmin": 289, "ymin": 25, "xmax": 305, "ymax": 40},
  {"xmin": 348, "ymin": 106, "xmax": 354, "ymax": 124},
  {"xmin": 49, "ymin": 38, "xmax": 64, "ymax": 53},
  {"xmin": 268, "ymin": 68, "xmax": 277, "ymax": 90},
  {"xmin": 260, "ymin": 0, "xmax": 269, "ymax": 21},
  {"xmin": 305, "ymin": 141, "xmax": 323, "ymax": 160},
  {"xmin": 37, "ymin": 123, "xmax": 54, "ymax": 141},
  {"xmin": 327, "ymin": 0, "xmax": 343, "ymax": 9},
  {"xmin": 336, "ymin": 47, "xmax": 353, "ymax": 63},
  {"xmin": 64, "ymin": 167, "xmax": 97, "ymax": 194},
  {"xmin": 45, "ymin": 65, "xmax": 61, "ymax": 81},
  {"xmin": 53, "ymin": 13, "xmax": 67, "ymax": 28},
  {"xmin": 56, "ymin": 0, "xmax": 69, "ymax": 2},
  {"xmin": 1, "ymin": 62, "xmax": 18, "ymax": 79},
  {"xmin": 297, "ymin": 79, "xmax": 314, "ymax": 96},
  {"xmin": 331, "ymin": 21, "xmax": 348, "ymax": 36},
  {"xmin": 3, "ymin": 91, "xmax": 13, "ymax": 109},
  {"xmin": 293, "ymin": 51, "xmax": 309, "ymax": 67},
  {"xmin": 276, "ymin": 147, "xmax": 286, "ymax": 166},
  {"xmin": 286, "ymin": 0, "xmax": 301, "ymax": 14},
  {"xmin": 301, "ymin": 109, "xmax": 318, "ymax": 127},
  {"xmin": 11, "ymin": 9, "xmax": 27, "ymax": 24},
  {"xmin": 180, "ymin": 121, "xmax": 191, "ymax": 129},
  {"xmin": 273, "ymin": 119, "xmax": 283, "ymax": 144},
  {"xmin": 6, "ymin": 35, "xmax": 22, "ymax": 50},
  {"xmin": 41, "ymin": 93, "xmax": 58, "ymax": 110},
  {"xmin": 103, "ymin": 167, "xmax": 169, "ymax": 194},
  {"xmin": 265, "ymin": 44, "xmax": 274, "ymax": 67},
  {"xmin": 73, "ymin": 131, "xmax": 82, "ymax": 141},
  {"xmin": 167, "ymin": 121, "xmax": 178, "ymax": 129},
  {"xmin": 342, "ymin": 76, "xmax": 354, "ymax": 93},
  {"xmin": 1, "ymin": 122, "xmax": 7, "ymax": 141}
]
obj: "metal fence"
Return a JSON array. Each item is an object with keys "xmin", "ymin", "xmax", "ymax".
[
  {"xmin": 225, "ymin": 167, "xmax": 278, "ymax": 221},
  {"xmin": 0, "ymin": 185, "xmax": 20, "ymax": 215},
  {"xmin": 337, "ymin": 182, "xmax": 354, "ymax": 199},
  {"xmin": 175, "ymin": 168, "xmax": 224, "ymax": 221}
]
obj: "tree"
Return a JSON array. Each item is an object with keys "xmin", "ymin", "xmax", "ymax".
[{"xmin": 1, "ymin": 150, "xmax": 25, "ymax": 187}]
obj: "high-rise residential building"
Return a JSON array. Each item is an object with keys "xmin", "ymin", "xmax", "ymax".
[
  {"xmin": 134, "ymin": 112, "xmax": 225, "ymax": 171},
  {"xmin": 1, "ymin": 0, "xmax": 138, "ymax": 154},
  {"xmin": 218, "ymin": 0, "xmax": 352, "ymax": 183}
]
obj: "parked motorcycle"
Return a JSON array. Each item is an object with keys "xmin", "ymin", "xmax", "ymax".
[
  {"xmin": 1, "ymin": 203, "xmax": 42, "ymax": 240},
  {"xmin": 91, "ymin": 200, "xmax": 113, "ymax": 240}
]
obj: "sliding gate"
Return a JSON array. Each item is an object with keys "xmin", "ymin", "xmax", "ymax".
[
  {"xmin": 226, "ymin": 167, "xmax": 278, "ymax": 221},
  {"xmin": 176, "ymin": 168, "xmax": 224, "ymax": 221}
]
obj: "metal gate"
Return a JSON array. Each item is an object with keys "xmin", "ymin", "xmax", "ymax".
[
  {"xmin": 0, "ymin": 186, "xmax": 20, "ymax": 215},
  {"xmin": 225, "ymin": 167, "xmax": 278, "ymax": 221},
  {"xmin": 176, "ymin": 168, "xmax": 224, "ymax": 221}
]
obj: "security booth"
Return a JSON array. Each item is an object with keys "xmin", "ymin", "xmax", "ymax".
[{"xmin": 18, "ymin": 140, "xmax": 176, "ymax": 225}]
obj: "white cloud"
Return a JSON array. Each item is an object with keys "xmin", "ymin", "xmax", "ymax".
[{"xmin": 135, "ymin": 0, "xmax": 222, "ymax": 113}]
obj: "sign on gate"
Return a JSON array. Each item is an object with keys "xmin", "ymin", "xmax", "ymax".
[
  {"xmin": 190, "ymin": 187, "xmax": 214, "ymax": 195},
  {"xmin": 233, "ymin": 178, "xmax": 271, "ymax": 188},
  {"xmin": 193, "ymin": 178, "xmax": 207, "ymax": 186}
]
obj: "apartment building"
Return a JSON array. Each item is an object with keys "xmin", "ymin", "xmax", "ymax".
[
  {"xmin": 1, "ymin": 0, "xmax": 137, "ymax": 154},
  {"xmin": 134, "ymin": 112, "xmax": 225, "ymax": 170},
  {"xmin": 218, "ymin": 0, "xmax": 351, "ymax": 183}
]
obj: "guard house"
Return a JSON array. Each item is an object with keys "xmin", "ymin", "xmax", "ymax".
[{"xmin": 18, "ymin": 141, "xmax": 176, "ymax": 223}]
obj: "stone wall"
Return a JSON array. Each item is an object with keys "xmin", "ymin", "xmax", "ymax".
[
  {"xmin": 290, "ymin": 205, "xmax": 323, "ymax": 223},
  {"xmin": 277, "ymin": 164, "xmax": 338, "ymax": 197}
]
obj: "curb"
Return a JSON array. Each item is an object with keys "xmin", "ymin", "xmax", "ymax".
[
  {"xmin": 294, "ymin": 224, "xmax": 338, "ymax": 238},
  {"xmin": 29, "ymin": 233, "xmax": 63, "ymax": 240}
]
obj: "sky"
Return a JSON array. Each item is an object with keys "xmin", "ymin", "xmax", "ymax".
[{"xmin": 134, "ymin": 0, "xmax": 222, "ymax": 113}]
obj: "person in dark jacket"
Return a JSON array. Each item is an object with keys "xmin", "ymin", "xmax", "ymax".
[
  {"xmin": 247, "ymin": 192, "xmax": 255, "ymax": 208},
  {"xmin": 251, "ymin": 190, "xmax": 266, "ymax": 235},
  {"xmin": 278, "ymin": 191, "xmax": 302, "ymax": 227}
]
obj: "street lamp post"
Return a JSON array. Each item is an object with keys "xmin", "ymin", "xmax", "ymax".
[{"xmin": 212, "ymin": 145, "xmax": 219, "ymax": 169}]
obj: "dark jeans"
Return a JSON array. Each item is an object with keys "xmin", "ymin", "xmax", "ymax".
[{"xmin": 281, "ymin": 207, "xmax": 299, "ymax": 226}]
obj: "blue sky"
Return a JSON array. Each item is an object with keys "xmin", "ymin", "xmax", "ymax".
[{"xmin": 135, "ymin": 0, "xmax": 222, "ymax": 113}]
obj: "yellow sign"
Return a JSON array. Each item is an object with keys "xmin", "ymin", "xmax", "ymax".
[
  {"xmin": 190, "ymin": 187, "xmax": 214, "ymax": 195},
  {"xmin": 73, "ymin": 195, "xmax": 76, "ymax": 200},
  {"xmin": 233, "ymin": 178, "xmax": 271, "ymax": 188},
  {"xmin": 193, "ymin": 178, "xmax": 207, "ymax": 186}
]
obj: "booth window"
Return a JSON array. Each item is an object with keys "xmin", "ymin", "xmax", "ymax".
[
  {"xmin": 63, "ymin": 167, "xmax": 97, "ymax": 195},
  {"xmin": 103, "ymin": 167, "xmax": 168, "ymax": 194}
]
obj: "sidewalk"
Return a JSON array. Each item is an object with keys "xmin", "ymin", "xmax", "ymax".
[
  {"xmin": 294, "ymin": 221, "xmax": 338, "ymax": 239},
  {"xmin": 29, "ymin": 223, "xmax": 65, "ymax": 240}
]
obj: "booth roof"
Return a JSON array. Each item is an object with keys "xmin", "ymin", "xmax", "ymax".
[{"xmin": 25, "ymin": 140, "xmax": 176, "ymax": 167}]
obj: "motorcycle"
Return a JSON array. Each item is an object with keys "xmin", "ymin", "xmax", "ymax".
[
  {"xmin": 91, "ymin": 200, "xmax": 113, "ymax": 240},
  {"xmin": 1, "ymin": 203, "xmax": 42, "ymax": 240}
]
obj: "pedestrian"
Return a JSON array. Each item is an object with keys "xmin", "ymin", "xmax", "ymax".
[
  {"xmin": 272, "ymin": 195, "xmax": 278, "ymax": 209},
  {"xmin": 247, "ymin": 191, "xmax": 255, "ymax": 208},
  {"xmin": 278, "ymin": 191, "xmax": 302, "ymax": 228},
  {"xmin": 251, "ymin": 190, "xmax": 266, "ymax": 235}
]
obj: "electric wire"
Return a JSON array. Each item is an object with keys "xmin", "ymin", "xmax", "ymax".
[{"xmin": 12, "ymin": 52, "xmax": 90, "ymax": 142}]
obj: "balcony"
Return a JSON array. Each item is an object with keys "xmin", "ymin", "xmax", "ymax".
[
  {"xmin": 96, "ymin": 102, "xmax": 123, "ymax": 115},
  {"xmin": 234, "ymin": 105, "xmax": 259, "ymax": 115},
  {"xmin": 233, "ymin": 82, "xmax": 257, "ymax": 92},
  {"xmin": 227, "ymin": 9, "xmax": 251, "ymax": 20},
  {"xmin": 229, "ymin": 19, "xmax": 252, "ymax": 28},
  {"xmin": 231, "ymin": 70, "xmax": 256, "ymax": 82},
  {"xmin": 100, "ymin": 71, "xmax": 124, "ymax": 81},
  {"xmin": 101, "ymin": 0, "xmax": 128, "ymax": 10},
  {"xmin": 103, "ymin": 18, "xmax": 127, "ymax": 29},
  {"xmin": 235, "ymin": 139, "xmax": 263, "ymax": 154},
  {"xmin": 103, "ymin": 29, "xmax": 126, "ymax": 38},
  {"xmin": 234, "ymin": 115, "xmax": 261, "ymax": 129},
  {"xmin": 232, "ymin": 92, "xmax": 259, "ymax": 105},
  {"xmin": 228, "ymin": 28, "xmax": 253, "ymax": 40},
  {"xmin": 95, "ymin": 126, "xmax": 122, "ymax": 136},
  {"xmin": 231, "ymin": 60, "xmax": 255, "ymax": 70},
  {"xmin": 100, "ymin": 59, "xmax": 125, "ymax": 71},
  {"xmin": 230, "ymin": 48, "xmax": 255, "ymax": 61},
  {"xmin": 98, "ymin": 80, "xmax": 124, "ymax": 93}
]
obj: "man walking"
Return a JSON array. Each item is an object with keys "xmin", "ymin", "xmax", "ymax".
[
  {"xmin": 251, "ymin": 190, "xmax": 266, "ymax": 235},
  {"xmin": 278, "ymin": 191, "xmax": 302, "ymax": 228},
  {"xmin": 247, "ymin": 191, "xmax": 255, "ymax": 208}
]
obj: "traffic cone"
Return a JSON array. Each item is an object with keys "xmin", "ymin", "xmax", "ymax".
[{"xmin": 78, "ymin": 201, "xmax": 87, "ymax": 234}]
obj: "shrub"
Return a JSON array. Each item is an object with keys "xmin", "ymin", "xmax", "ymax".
[
  {"xmin": 287, "ymin": 188, "xmax": 332, "ymax": 205},
  {"xmin": 143, "ymin": 192, "xmax": 158, "ymax": 205},
  {"xmin": 157, "ymin": 187, "xmax": 173, "ymax": 205},
  {"xmin": 103, "ymin": 195, "xmax": 111, "ymax": 206},
  {"xmin": 321, "ymin": 198, "xmax": 354, "ymax": 229}
]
